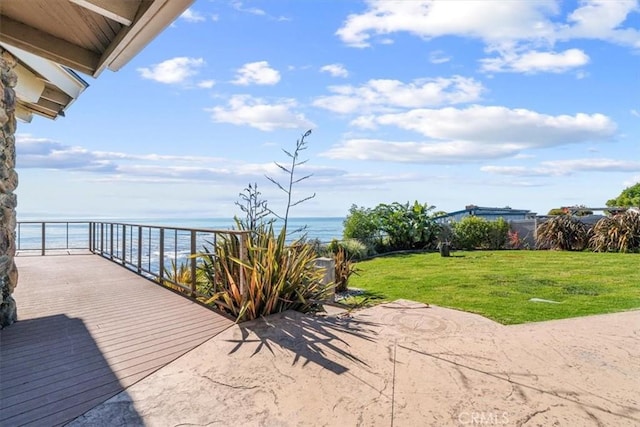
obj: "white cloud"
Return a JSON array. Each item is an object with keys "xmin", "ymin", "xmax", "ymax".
[
  {"xmin": 180, "ymin": 8, "xmax": 206, "ymax": 23},
  {"xmin": 138, "ymin": 57, "xmax": 204, "ymax": 84},
  {"xmin": 481, "ymin": 48, "xmax": 590, "ymax": 73},
  {"xmin": 482, "ymin": 158, "xmax": 640, "ymax": 177},
  {"xmin": 323, "ymin": 106, "xmax": 617, "ymax": 164},
  {"xmin": 197, "ymin": 80, "xmax": 216, "ymax": 89},
  {"xmin": 313, "ymin": 76, "xmax": 484, "ymax": 114},
  {"xmin": 320, "ymin": 63, "xmax": 349, "ymax": 78},
  {"xmin": 541, "ymin": 158, "xmax": 640, "ymax": 173},
  {"xmin": 232, "ymin": 61, "xmax": 281, "ymax": 86},
  {"xmin": 480, "ymin": 166, "xmax": 550, "ymax": 177},
  {"xmin": 231, "ymin": 1, "xmax": 266, "ymax": 16},
  {"xmin": 632, "ymin": 109, "xmax": 640, "ymax": 118},
  {"xmin": 363, "ymin": 105, "xmax": 616, "ymax": 147},
  {"xmin": 206, "ymin": 95, "xmax": 314, "ymax": 131},
  {"xmin": 561, "ymin": 0, "xmax": 640, "ymax": 48},
  {"xmin": 322, "ymin": 139, "xmax": 519, "ymax": 163},
  {"xmin": 336, "ymin": 0, "xmax": 640, "ymax": 75},
  {"xmin": 429, "ymin": 50, "xmax": 451, "ymax": 64},
  {"xmin": 336, "ymin": 0, "xmax": 558, "ymax": 48}
]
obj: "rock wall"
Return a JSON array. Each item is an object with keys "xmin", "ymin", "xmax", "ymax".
[{"xmin": 0, "ymin": 47, "xmax": 18, "ymax": 328}]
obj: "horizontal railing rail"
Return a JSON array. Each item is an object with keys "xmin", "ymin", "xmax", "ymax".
[{"xmin": 16, "ymin": 221, "xmax": 250, "ymax": 298}]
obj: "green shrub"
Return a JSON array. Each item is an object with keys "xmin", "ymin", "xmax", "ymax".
[
  {"xmin": 589, "ymin": 209, "xmax": 640, "ymax": 253},
  {"xmin": 452, "ymin": 216, "xmax": 487, "ymax": 250},
  {"xmin": 327, "ymin": 238, "xmax": 369, "ymax": 260},
  {"xmin": 343, "ymin": 205, "xmax": 382, "ymax": 249},
  {"xmin": 451, "ymin": 217, "xmax": 510, "ymax": 250},
  {"xmin": 536, "ymin": 215, "xmax": 589, "ymax": 251},
  {"xmin": 374, "ymin": 201, "xmax": 440, "ymax": 251},
  {"xmin": 486, "ymin": 218, "xmax": 510, "ymax": 249}
]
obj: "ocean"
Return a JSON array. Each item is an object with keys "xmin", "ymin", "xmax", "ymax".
[{"xmin": 16, "ymin": 217, "xmax": 345, "ymax": 253}]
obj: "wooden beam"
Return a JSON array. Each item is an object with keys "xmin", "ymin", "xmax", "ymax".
[
  {"xmin": 41, "ymin": 85, "xmax": 73, "ymax": 106},
  {"xmin": 68, "ymin": 0, "xmax": 141, "ymax": 26},
  {"xmin": 0, "ymin": 16, "xmax": 100, "ymax": 76},
  {"xmin": 34, "ymin": 98, "xmax": 64, "ymax": 116}
]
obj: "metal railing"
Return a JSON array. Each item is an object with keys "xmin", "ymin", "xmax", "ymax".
[
  {"xmin": 17, "ymin": 221, "xmax": 92, "ymax": 255},
  {"xmin": 16, "ymin": 221, "xmax": 250, "ymax": 298}
]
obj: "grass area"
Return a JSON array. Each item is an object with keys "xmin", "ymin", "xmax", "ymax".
[{"xmin": 346, "ymin": 250, "xmax": 640, "ymax": 324}]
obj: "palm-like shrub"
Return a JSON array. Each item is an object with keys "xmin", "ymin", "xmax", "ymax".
[
  {"xmin": 199, "ymin": 223, "xmax": 330, "ymax": 322},
  {"xmin": 536, "ymin": 215, "xmax": 589, "ymax": 251},
  {"xmin": 589, "ymin": 209, "xmax": 640, "ymax": 253}
]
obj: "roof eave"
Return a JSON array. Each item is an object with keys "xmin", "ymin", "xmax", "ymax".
[{"xmin": 94, "ymin": 0, "xmax": 195, "ymax": 77}]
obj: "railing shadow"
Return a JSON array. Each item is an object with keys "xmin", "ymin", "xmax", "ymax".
[{"xmin": 0, "ymin": 314, "xmax": 144, "ymax": 426}]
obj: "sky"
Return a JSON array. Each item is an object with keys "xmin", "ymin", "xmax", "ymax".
[{"xmin": 15, "ymin": 0, "xmax": 640, "ymax": 220}]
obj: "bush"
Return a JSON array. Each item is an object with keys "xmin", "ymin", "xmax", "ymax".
[
  {"xmin": 589, "ymin": 209, "xmax": 640, "ymax": 253},
  {"xmin": 342, "ymin": 205, "xmax": 382, "ymax": 250},
  {"xmin": 327, "ymin": 238, "xmax": 369, "ymax": 260},
  {"xmin": 374, "ymin": 201, "xmax": 440, "ymax": 251},
  {"xmin": 536, "ymin": 216, "xmax": 589, "ymax": 251},
  {"xmin": 452, "ymin": 217, "xmax": 509, "ymax": 250},
  {"xmin": 343, "ymin": 201, "xmax": 441, "ymax": 253}
]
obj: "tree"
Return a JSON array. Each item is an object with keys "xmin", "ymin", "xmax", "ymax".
[{"xmin": 606, "ymin": 183, "xmax": 640, "ymax": 208}]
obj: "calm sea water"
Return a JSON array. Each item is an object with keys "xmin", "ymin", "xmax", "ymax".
[{"xmin": 16, "ymin": 217, "xmax": 345, "ymax": 251}]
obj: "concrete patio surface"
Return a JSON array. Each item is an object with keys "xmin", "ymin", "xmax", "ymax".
[{"xmin": 70, "ymin": 300, "xmax": 640, "ymax": 426}]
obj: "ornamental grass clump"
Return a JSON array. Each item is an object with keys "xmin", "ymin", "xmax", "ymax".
[
  {"xmin": 589, "ymin": 209, "xmax": 640, "ymax": 253},
  {"xmin": 197, "ymin": 130, "xmax": 331, "ymax": 322},
  {"xmin": 199, "ymin": 222, "xmax": 329, "ymax": 322},
  {"xmin": 536, "ymin": 215, "xmax": 589, "ymax": 251}
]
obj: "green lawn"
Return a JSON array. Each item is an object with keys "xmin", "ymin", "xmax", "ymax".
[{"xmin": 346, "ymin": 250, "xmax": 640, "ymax": 324}]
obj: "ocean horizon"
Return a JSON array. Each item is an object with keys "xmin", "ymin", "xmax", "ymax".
[{"xmin": 16, "ymin": 216, "xmax": 346, "ymax": 245}]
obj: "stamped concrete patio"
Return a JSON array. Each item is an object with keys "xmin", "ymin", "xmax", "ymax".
[{"xmin": 71, "ymin": 300, "xmax": 640, "ymax": 426}]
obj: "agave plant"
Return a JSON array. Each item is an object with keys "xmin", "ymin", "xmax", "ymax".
[
  {"xmin": 198, "ymin": 222, "xmax": 330, "ymax": 322},
  {"xmin": 589, "ymin": 209, "xmax": 640, "ymax": 253},
  {"xmin": 536, "ymin": 215, "xmax": 589, "ymax": 251}
]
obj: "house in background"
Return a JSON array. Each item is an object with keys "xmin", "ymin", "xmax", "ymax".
[{"xmin": 435, "ymin": 205, "xmax": 537, "ymax": 224}]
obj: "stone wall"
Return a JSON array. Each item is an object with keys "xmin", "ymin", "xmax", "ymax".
[{"xmin": 0, "ymin": 47, "xmax": 18, "ymax": 328}]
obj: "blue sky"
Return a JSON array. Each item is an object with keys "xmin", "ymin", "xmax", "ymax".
[{"xmin": 15, "ymin": 0, "xmax": 640, "ymax": 220}]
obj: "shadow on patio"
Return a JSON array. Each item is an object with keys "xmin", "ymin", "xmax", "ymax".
[{"xmin": 0, "ymin": 314, "xmax": 144, "ymax": 426}]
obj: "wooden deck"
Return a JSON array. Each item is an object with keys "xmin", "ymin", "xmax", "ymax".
[{"xmin": 0, "ymin": 254, "xmax": 234, "ymax": 427}]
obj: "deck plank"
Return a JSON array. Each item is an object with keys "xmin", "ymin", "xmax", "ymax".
[{"xmin": 0, "ymin": 254, "xmax": 233, "ymax": 427}]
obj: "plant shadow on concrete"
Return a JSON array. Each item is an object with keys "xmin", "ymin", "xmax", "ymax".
[{"xmin": 226, "ymin": 310, "xmax": 381, "ymax": 373}]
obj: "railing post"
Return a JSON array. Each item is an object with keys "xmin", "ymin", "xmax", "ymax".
[
  {"xmin": 159, "ymin": 228, "xmax": 165, "ymax": 282},
  {"xmin": 238, "ymin": 232, "xmax": 248, "ymax": 297},
  {"xmin": 109, "ymin": 223, "xmax": 114, "ymax": 259},
  {"xmin": 137, "ymin": 226, "xmax": 142, "ymax": 273},
  {"xmin": 122, "ymin": 224, "xmax": 126, "ymax": 264},
  {"xmin": 66, "ymin": 222, "xmax": 69, "ymax": 250},
  {"xmin": 190, "ymin": 230, "xmax": 197, "ymax": 297},
  {"xmin": 89, "ymin": 222, "xmax": 93, "ymax": 252},
  {"xmin": 41, "ymin": 222, "xmax": 45, "ymax": 256}
]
